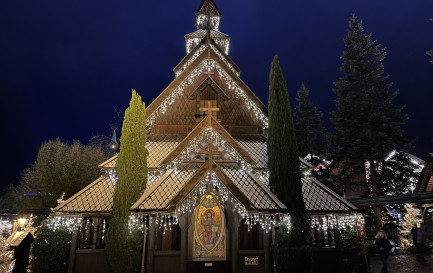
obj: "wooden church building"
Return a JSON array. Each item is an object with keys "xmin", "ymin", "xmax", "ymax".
[{"xmin": 54, "ymin": 1, "xmax": 359, "ymax": 273}]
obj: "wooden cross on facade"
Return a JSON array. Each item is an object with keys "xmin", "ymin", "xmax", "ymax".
[
  {"xmin": 203, "ymin": 70, "xmax": 214, "ymax": 77},
  {"xmin": 199, "ymin": 141, "xmax": 224, "ymax": 170},
  {"xmin": 199, "ymin": 100, "xmax": 219, "ymax": 126}
]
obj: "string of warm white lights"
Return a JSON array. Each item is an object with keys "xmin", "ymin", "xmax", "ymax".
[
  {"xmin": 46, "ymin": 215, "xmax": 80, "ymax": 232},
  {"xmin": 167, "ymin": 127, "xmax": 243, "ymax": 169},
  {"xmin": 186, "ymin": 38, "xmax": 202, "ymax": 54},
  {"xmin": 147, "ymin": 59, "xmax": 268, "ymax": 129},
  {"xmin": 309, "ymin": 214, "xmax": 364, "ymax": 230},
  {"xmin": 252, "ymin": 170, "xmax": 270, "ymax": 188},
  {"xmin": 209, "ymin": 44, "xmax": 239, "ymax": 76},
  {"xmin": 147, "ymin": 170, "xmax": 166, "ymax": 188},
  {"xmin": 215, "ymin": 65, "xmax": 269, "ymax": 127},
  {"xmin": 214, "ymin": 39, "xmax": 230, "ymax": 55},
  {"xmin": 176, "ymin": 45, "xmax": 207, "ymax": 78},
  {"xmin": 0, "ymin": 218, "xmax": 12, "ymax": 238},
  {"xmin": 196, "ymin": 15, "xmax": 221, "ymax": 31}
]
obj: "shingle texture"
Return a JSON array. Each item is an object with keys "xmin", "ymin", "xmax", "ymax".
[
  {"xmin": 55, "ymin": 176, "xmax": 115, "ymax": 214},
  {"xmin": 98, "ymin": 135, "xmax": 185, "ymax": 170},
  {"xmin": 134, "ymin": 164, "xmax": 201, "ymax": 210},
  {"xmin": 185, "ymin": 30, "xmax": 229, "ymax": 39},
  {"xmin": 302, "ymin": 177, "xmax": 356, "ymax": 212},
  {"xmin": 221, "ymin": 166, "xmax": 280, "ymax": 210},
  {"xmin": 235, "ymin": 136, "xmax": 267, "ymax": 169}
]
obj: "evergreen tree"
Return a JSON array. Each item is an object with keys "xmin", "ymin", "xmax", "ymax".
[
  {"xmin": 330, "ymin": 15, "xmax": 411, "ymax": 228},
  {"xmin": 294, "ymin": 83, "xmax": 327, "ymax": 159},
  {"xmin": 29, "ymin": 223, "xmax": 70, "ymax": 273},
  {"xmin": 17, "ymin": 139, "xmax": 106, "ymax": 211},
  {"xmin": 267, "ymin": 55, "xmax": 312, "ymax": 272},
  {"xmin": 400, "ymin": 204, "xmax": 422, "ymax": 249},
  {"xmin": 0, "ymin": 236, "xmax": 15, "ymax": 273},
  {"xmin": 105, "ymin": 90, "xmax": 148, "ymax": 273}
]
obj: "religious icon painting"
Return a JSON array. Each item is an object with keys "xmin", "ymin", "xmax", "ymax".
[{"xmin": 192, "ymin": 193, "xmax": 226, "ymax": 261}]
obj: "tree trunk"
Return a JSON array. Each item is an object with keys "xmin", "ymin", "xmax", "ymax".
[{"xmin": 369, "ymin": 160, "xmax": 383, "ymax": 230}]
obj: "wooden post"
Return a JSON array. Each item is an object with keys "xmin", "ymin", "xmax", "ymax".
[
  {"xmin": 146, "ymin": 216, "xmax": 156, "ymax": 273},
  {"xmin": 229, "ymin": 208, "xmax": 242, "ymax": 273},
  {"xmin": 68, "ymin": 229, "xmax": 79, "ymax": 273},
  {"xmin": 264, "ymin": 229, "xmax": 271, "ymax": 273},
  {"xmin": 179, "ymin": 215, "xmax": 188, "ymax": 273},
  {"xmin": 92, "ymin": 218, "xmax": 99, "ymax": 249},
  {"xmin": 141, "ymin": 221, "xmax": 147, "ymax": 273}
]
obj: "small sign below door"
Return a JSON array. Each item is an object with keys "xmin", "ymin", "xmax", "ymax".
[{"xmin": 244, "ymin": 257, "xmax": 259, "ymax": 266}]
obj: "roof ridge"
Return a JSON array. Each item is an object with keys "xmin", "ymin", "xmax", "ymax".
[{"xmin": 160, "ymin": 116, "xmax": 256, "ymax": 166}]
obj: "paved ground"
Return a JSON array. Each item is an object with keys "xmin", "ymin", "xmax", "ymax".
[{"xmin": 369, "ymin": 254, "xmax": 433, "ymax": 273}]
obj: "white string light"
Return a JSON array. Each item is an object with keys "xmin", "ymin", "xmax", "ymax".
[{"xmin": 147, "ymin": 58, "xmax": 267, "ymax": 129}]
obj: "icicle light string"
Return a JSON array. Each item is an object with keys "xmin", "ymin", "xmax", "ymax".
[
  {"xmin": 147, "ymin": 170, "xmax": 166, "ymax": 188},
  {"xmin": 252, "ymin": 170, "xmax": 270, "ymax": 188},
  {"xmin": 46, "ymin": 215, "xmax": 80, "ymax": 232},
  {"xmin": 176, "ymin": 45, "xmax": 207, "ymax": 77},
  {"xmin": 309, "ymin": 214, "xmax": 364, "ymax": 231},
  {"xmin": 0, "ymin": 218, "xmax": 13, "ymax": 237},
  {"xmin": 167, "ymin": 127, "xmax": 254, "ymax": 173},
  {"xmin": 147, "ymin": 59, "xmax": 268, "ymax": 129}
]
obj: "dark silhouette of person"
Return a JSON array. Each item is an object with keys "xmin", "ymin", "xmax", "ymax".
[
  {"xmin": 376, "ymin": 230, "xmax": 392, "ymax": 273},
  {"xmin": 410, "ymin": 224, "xmax": 418, "ymax": 248}
]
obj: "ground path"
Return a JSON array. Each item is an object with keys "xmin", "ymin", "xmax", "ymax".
[{"xmin": 369, "ymin": 254, "xmax": 433, "ymax": 273}]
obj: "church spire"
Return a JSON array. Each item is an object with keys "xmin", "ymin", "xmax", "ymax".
[
  {"xmin": 184, "ymin": 0, "xmax": 230, "ymax": 55},
  {"xmin": 195, "ymin": 0, "xmax": 222, "ymax": 31}
]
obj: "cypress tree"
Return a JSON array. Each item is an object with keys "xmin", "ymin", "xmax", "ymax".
[
  {"xmin": 105, "ymin": 90, "xmax": 148, "ymax": 273},
  {"xmin": 294, "ymin": 83, "xmax": 327, "ymax": 159},
  {"xmin": 268, "ymin": 55, "xmax": 312, "ymax": 272},
  {"xmin": 330, "ymin": 15, "xmax": 410, "ymax": 228}
]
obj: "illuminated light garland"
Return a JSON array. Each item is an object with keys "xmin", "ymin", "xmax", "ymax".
[
  {"xmin": 186, "ymin": 38, "xmax": 202, "ymax": 54},
  {"xmin": 147, "ymin": 59, "xmax": 268, "ymax": 129},
  {"xmin": 147, "ymin": 170, "xmax": 166, "ymax": 188},
  {"xmin": 147, "ymin": 59, "xmax": 216, "ymax": 128},
  {"xmin": 167, "ymin": 127, "xmax": 250, "ymax": 171},
  {"xmin": 214, "ymin": 39, "xmax": 229, "ymax": 55},
  {"xmin": 309, "ymin": 214, "xmax": 364, "ymax": 231},
  {"xmin": 209, "ymin": 44, "xmax": 238, "ymax": 76},
  {"xmin": 105, "ymin": 169, "xmax": 118, "ymax": 182},
  {"xmin": 176, "ymin": 45, "xmax": 207, "ymax": 78},
  {"xmin": 0, "ymin": 218, "xmax": 13, "ymax": 238},
  {"xmin": 174, "ymin": 171, "xmax": 248, "ymax": 218},
  {"xmin": 245, "ymin": 214, "xmax": 291, "ymax": 234},
  {"xmin": 46, "ymin": 215, "xmax": 80, "ymax": 232},
  {"xmin": 252, "ymin": 170, "xmax": 270, "ymax": 188},
  {"xmin": 215, "ymin": 65, "xmax": 268, "ymax": 127},
  {"xmin": 196, "ymin": 15, "xmax": 221, "ymax": 31}
]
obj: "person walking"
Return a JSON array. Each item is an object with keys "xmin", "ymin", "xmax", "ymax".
[
  {"xmin": 376, "ymin": 230, "xmax": 392, "ymax": 273},
  {"xmin": 416, "ymin": 223, "xmax": 428, "ymax": 262}
]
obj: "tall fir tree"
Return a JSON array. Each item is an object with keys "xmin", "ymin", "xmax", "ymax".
[
  {"xmin": 105, "ymin": 90, "xmax": 148, "ymax": 273},
  {"xmin": 294, "ymin": 83, "xmax": 327, "ymax": 159},
  {"xmin": 267, "ymin": 56, "xmax": 312, "ymax": 272},
  {"xmin": 330, "ymin": 15, "xmax": 410, "ymax": 228}
]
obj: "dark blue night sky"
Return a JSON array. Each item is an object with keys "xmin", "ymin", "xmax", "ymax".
[{"xmin": 1, "ymin": 0, "xmax": 432, "ymax": 188}]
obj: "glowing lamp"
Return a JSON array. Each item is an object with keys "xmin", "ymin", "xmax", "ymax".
[{"xmin": 17, "ymin": 218, "xmax": 26, "ymax": 227}]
